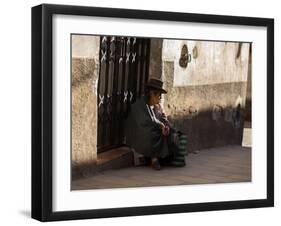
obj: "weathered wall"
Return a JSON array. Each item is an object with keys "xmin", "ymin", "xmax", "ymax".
[
  {"xmin": 160, "ymin": 40, "xmax": 250, "ymax": 152},
  {"xmin": 245, "ymin": 45, "xmax": 252, "ymax": 121},
  {"xmin": 162, "ymin": 40, "xmax": 249, "ymax": 86},
  {"xmin": 149, "ymin": 39, "xmax": 163, "ymax": 80},
  {"xmin": 72, "ymin": 35, "xmax": 100, "ymax": 177}
]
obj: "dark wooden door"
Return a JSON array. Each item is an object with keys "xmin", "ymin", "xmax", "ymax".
[{"xmin": 97, "ymin": 36, "xmax": 150, "ymax": 153}]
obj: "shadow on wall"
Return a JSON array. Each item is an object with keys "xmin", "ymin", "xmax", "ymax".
[
  {"xmin": 169, "ymin": 104, "xmax": 246, "ymax": 153},
  {"xmin": 161, "ymin": 60, "xmax": 249, "ymax": 152}
]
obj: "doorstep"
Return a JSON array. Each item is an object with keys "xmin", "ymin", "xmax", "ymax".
[
  {"xmin": 96, "ymin": 146, "xmax": 134, "ymax": 170},
  {"xmin": 72, "ymin": 146, "xmax": 134, "ymax": 180}
]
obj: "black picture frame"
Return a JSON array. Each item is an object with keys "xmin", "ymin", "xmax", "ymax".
[{"xmin": 31, "ymin": 3, "xmax": 274, "ymax": 222}]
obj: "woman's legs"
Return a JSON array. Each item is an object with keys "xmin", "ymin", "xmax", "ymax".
[{"xmin": 151, "ymin": 157, "xmax": 161, "ymax": 170}]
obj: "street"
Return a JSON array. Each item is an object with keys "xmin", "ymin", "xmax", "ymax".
[{"xmin": 72, "ymin": 145, "xmax": 251, "ymax": 190}]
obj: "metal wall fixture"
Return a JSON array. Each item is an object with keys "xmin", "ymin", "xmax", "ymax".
[
  {"xmin": 192, "ymin": 46, "xmax": 198, "ymax": 59},
  {"xmin": 179, "ymin": 44, "xmax": 192, "ymax": 68}
]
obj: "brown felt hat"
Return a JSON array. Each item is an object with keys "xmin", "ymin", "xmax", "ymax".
[{"xmin": 145, "ymin": 78, "xmax": 167, "ymax": 94}]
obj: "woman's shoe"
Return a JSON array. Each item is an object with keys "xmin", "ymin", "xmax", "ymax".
[{"xmin": 151, "ymin": 158, "xmax": 161, "ymax": 170}]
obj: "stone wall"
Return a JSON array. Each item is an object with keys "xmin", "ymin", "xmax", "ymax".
[
  {"xmin": 71, "ymin": 35, "xmax": 100, "ymax": 177},
  {"xmin": 159, "ymin": 40, "xmax": 251, "ymax": 152},
  {"xmin": 245, "ymin": 44, "xmax": 252, "ymax": 121},
  {"xmin": 149, "ymin": 39, "xmax": 163, "ymax": 80}
]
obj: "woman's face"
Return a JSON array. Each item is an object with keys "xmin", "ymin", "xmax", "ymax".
[{"xmin": 149, "ymin": 91, "xmax": 162, "ymax": 105}]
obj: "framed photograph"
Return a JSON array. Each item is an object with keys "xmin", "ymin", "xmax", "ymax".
[{"xmin": 31, "ymin": 4, "xmax": 274, "ymax": 221}]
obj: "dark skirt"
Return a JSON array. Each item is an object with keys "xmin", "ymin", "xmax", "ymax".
[{"xmin": 151, "ymin": 127, "xmax": 188, "ymax": 167}]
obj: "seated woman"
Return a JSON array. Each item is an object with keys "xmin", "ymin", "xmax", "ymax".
[{"xmin": 125, "ymin": 78, "xmax": 187, "ymax": 170}]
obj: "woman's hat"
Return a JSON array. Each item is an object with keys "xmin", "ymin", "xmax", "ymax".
[{"xmin": 145, "ymin": 78, "xmax": 167, "ymax": 94}]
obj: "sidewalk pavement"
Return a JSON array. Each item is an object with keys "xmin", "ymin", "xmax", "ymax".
[{"xmin": 72, "ymin": 145, "xmax": 251, "ymax": 190}]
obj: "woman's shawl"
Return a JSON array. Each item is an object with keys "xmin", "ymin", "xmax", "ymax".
[{"xmin": 124, "ymin": 97, "xmax": 169, "ymax": 158}]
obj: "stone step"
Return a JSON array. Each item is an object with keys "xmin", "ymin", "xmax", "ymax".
[
  {"xmin": 72, "ymin": 146, "xmax": 134, "ymax": 180},
  {"xmin": 97, "ymin": 146, "xmax": 134, "ymax": 171}
]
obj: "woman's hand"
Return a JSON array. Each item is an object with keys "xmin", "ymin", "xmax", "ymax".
[{"xmin": 161, "ymin": 124, "xmax": 170, "ymax": 136}]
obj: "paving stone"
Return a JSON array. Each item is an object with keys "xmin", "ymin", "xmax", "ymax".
[{"xmin": 72, "ymin": 145, "xmax": 251, "ymax": 190}]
